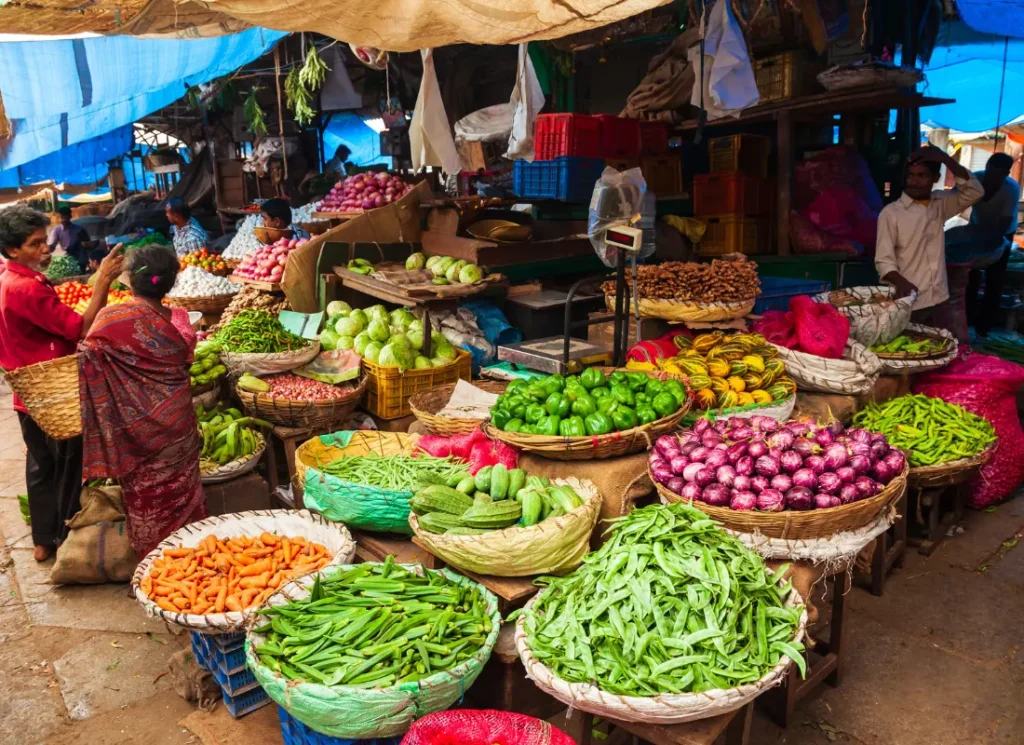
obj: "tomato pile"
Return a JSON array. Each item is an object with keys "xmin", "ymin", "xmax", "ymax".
[
  {"xmin": 56, "ymin": 281, "xmax": 132, "ymax": 314},
  {"xmin": 181, "ymin": 249, "xmax": 229, "ymax": 275}
]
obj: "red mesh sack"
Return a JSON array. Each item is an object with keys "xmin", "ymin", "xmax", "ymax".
[
  {"xmin": 913, "ymin": 354, "xmax": 1024, "ymax": 508},
  {"xmin": 790, "ymin": 295, "xmax": 850, "ymax": 359},
  {"xmin": 753, "ymin": 310, "xmax": 797, "ymax": 348},
  {"xmin": 626, "ymin": 338, "xmax": 679, "ymax": 365},
  {"xmin": 400, "ymin": 710, "xmax": 575, "ymax": 745}
]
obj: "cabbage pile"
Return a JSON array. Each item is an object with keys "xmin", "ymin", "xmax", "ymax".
[{"xmin": 318, "ymin": 300, "xmax": 459, "ymax": 371}]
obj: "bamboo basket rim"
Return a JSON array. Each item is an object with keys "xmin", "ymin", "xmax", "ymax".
[
  {"xmin": 293, "ymin": 431, "xmax": 421, "ymax": 491},
  {"xmin": 199, "ymin": 431, "xmax": 266, "ymax": 483},
  {"xmin": 605, "ymin": 294, "xmax": 756, "ymax": 322},
  {"xmin": 408, "ymin": 380, "xmax": 508, "ymax": 434},
  {"xmin": 872, "ymin": 334, "xmax": 953, "ymax": 361},
  {"xmin": 235, "ymin": 375, "xmax": 367, "ymax": 408},
  {"xmin": 164, "ymin": 292, "xmax": 236, "ymax": 312},
  {"xmin": 907, "ymin": 445, "xmax": 994, "ymax": 488},
  {"xmin": 653, "ymin": 463, "xmax": 909, "ymax": 540},
  {"xmin": 235, "ymin": 377, "xmax": 367, "ymax": 429}
]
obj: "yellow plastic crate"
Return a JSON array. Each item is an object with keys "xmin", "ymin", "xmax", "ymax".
[
  {"xmin": 697, "ymin": 215, "xmax": 770, "ymax": 256},
  {"xmin": 709, "ymin": 134, "xmax": 771, "ymax": 177},
  {"xmin": 362, "ymin": 349, "xmax": 472, "ymax": 420},
  {"xmin": 754, "ymin": 51, "xmax": 823, "ymax": 104}
]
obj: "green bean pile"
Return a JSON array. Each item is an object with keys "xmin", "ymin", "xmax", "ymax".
[
  {"xmin": 978, "ymin": 337, "xmax": 1024, "ymax": 366},
  {"xmin": 212, "ymin": 309, "xmax": 308, "ymax": 354},
  {"xmin": 516, "ymin": 502, "xmax": 805, "ymax": 696},
  {"xmin": 252, "ymin": 558, "xmax": 493, "ymax": 687},
  {"xmin": 317, "ymin": 453, "xmax": 466, "ymax": 492},
  {"xmin": 853, "ymin": 394, "xmax": 997, "ymax": 467}
]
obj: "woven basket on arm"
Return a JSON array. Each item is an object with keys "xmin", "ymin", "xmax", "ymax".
[
  {"xmin": 408, "ymin": 380, "xmax": 508, "ymax": 435},
  {"xmin": 654, "ymin": 464, "xmax": 909, "ymax": 540},
  {"xmin": 3, "ymin": 354, "xmax": 81, "ymax": 439},
  {"xmin": 235, "ymin": 376, "xmax": 366, "ymax": 430}
]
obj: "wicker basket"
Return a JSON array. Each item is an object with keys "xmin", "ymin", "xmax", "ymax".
[
  {"xmin": 907, "ymin": 447, "xmax": 994, "ymax": 489},
  {"xmin": 236, "ymin": 376, "xmax": 367, "ymax": 430},
  {"xmin": 408, "ymin": 381, "xmax": 508, "ymax": 435},
  {"xmin": 655, "ymin": 464, "xmax": 908, "ymax": 540},
  {"xmin": 605, "ymin": 294, "xmax": 755, "ymax": 323},
  {"xmin": 164, "ymin": 293, "xmax": 236, "ymax": 314},
  {"xmin": 485, "ymin": 370, "xmax": 692, "ymax": 461},
  {"xmin": 3, "ymin": 355, "xmax": 81, "ymax": 440},
  {"xmin": 200, "ymin": 431, "xmax": 266, "ymax": 484}
]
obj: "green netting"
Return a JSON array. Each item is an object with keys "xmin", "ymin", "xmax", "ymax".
[{"xmin": 245, "ymin": 566, "xmax": 501, "ymax": 739}]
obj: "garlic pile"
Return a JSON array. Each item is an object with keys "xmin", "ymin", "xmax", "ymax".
[
  {"xmin": 222, "ymin": 214, "xmax": 264, "ymax": 259},
  {"xmin": 168, "ymin": 266, "xmax": 241, "ymax": 298}
]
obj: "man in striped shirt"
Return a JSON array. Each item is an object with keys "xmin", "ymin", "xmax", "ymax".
[{"xmin": 166, "ymin": 198, "xmax": 208, "ymax": 257}]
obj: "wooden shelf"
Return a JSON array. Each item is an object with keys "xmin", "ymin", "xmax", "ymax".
[
  {"xmin": 676, "ymin": 88, "xmax": 954, "ymax": 130},
  {"xmin": 334, "ymin": 264, "xmax": 508, "ymax": 307}
]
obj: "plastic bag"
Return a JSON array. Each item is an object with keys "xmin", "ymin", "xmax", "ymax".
[
  {"xmin": 294, "ymin": 349, "xmax": 361, "ymax": 384},
  {"xmin": 401, "ymin": 709, "xmax": 575, "ymax": 745},
  {"xmin": 588, "ymin": 167, "xmax": 655, "ymax": 268},
  {"xmin": 913, "ymin": 354, "xmax": 1024, "ymax": 508}
]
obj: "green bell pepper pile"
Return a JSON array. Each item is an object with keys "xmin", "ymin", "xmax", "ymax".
[{"xmin": 490, "ymin": 370, "xmax": 683, "ymax": 436}]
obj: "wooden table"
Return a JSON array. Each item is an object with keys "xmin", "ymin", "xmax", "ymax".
[
  {"xmin": 859, "ymin": 489, "xmax": 908, "ymax": 596},
  {"xmin": 352, "ymin": 530, "xmax": 442, "ymax": 568},
  {"xmin": 563, "ymin": 702, "xmax": 753, "ymax": 745}
]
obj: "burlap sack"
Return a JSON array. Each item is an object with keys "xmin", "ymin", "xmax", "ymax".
[
  {"xmin": 50, "ymin": 485, "xmax": 137, "ymax": 585},
  {"xmin": 519, "ymin": 451, "xmax": 653, "ymax": 546}
]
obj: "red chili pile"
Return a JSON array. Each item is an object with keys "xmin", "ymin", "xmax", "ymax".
[{"xmin": 265, "ymin": 374, "xmax": 350, "ymax": 401}]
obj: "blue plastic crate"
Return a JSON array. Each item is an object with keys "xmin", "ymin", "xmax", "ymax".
[
  {"xmin": 753, "ymin": 276, "xmax": 832, "ymax": 314},
  {"xmin": 277, "ymin": 707, "xmax": 403, "ymax": 745},
  {"xmin": 190, "ymin": 632, "xmax": 211, "ymax": 671},
  {"xmin": 209, "ymin": 641, "xmax": 247, "ymax": 674},
  {"xmin": 207, "ymin": 632, "xmax": 245, "ymax": 654},
  {"xmin": 212, "ymin": 657, "xmax": 260, "ymax": 696},
  {"xmin": 222, "ymin": 685, "xmax": 271, "ymax": 718},
  {"xmin": 513, "ymin": 156, "xmax": 605, "ymax": 202}
]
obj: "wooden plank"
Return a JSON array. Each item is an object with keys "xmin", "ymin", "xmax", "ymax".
[
  {"xmin": 606, "ymin": 710, "xmax": 738, "ymax": 745},
  {"xmin": 334, "ymin": 265, "xmax": 508, "ymax": 305},
  {"xmin": 228, "ymin": 274, "xmax": 282, "ymax": 293},
  {"xmin": 351, "ymin": 530, "xmax": 443, "ymax": 568}
]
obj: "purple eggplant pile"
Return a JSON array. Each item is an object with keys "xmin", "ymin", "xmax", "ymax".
[{"xmin": 649, "ymin": 415, "xmax": 905, "ymax": 512}]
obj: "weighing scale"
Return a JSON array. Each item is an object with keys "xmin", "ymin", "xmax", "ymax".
[{"xmin": 496, "ymin": 222, "xmax": 645, "ymax": 374}]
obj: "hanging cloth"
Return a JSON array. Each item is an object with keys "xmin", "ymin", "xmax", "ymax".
[
  {"xmin": 688, "ymin": 0, "xmax": 760, "ymax": 120},
  {"xmin": 505, "ymin": 43, "xmax": 546, "ymax": 161},
  {"xmin": 409, "ymin": 49, "xmax": 462, "ymax": 176}
]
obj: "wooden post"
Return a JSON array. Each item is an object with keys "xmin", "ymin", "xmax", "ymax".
[{"xmin": 776, "ymin": 109, "xmax": 792, "ymax": 255}]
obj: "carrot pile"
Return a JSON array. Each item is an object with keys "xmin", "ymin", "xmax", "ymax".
[{"xmin": 139, "ymin": 532, "xmax": 332, "ymax": 614}]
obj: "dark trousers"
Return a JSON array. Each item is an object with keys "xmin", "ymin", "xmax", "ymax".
[
  {"xmin": 967, "ymin": 242, "xmax": 1012, "ymax": 336},
  {"xmin": 18, "ymin": 412, "xmax": 83, "ymax": 548}
]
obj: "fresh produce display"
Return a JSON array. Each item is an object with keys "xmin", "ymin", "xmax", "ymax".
[
  {"xmin": 345, "ymin": 257, "xmax": 373, "ymax": 275},
  {"xmin": 189, "ymin": 342, "xmax": 227, "ymax": 390},
  {"xmin": 196, "ymin": 403, "xmax": 269, "ymax": 466},
  {"xmin": 514, "ymin": 501, "xmax": 805, "ymax": 695},
  {"xmin": 412, "ymin": 472, "xmax": 584, "ymax": 534},
  {"xmin": 180, "ymin": 248, "xmax": 230, "ymax": 275},
  {"xmin": 45, "ymin": 255, "xmax": 83, "ymax": 281},
  {"xmin": 415, "ymin": 428, "xmax": 518, "ymax": 475},
  {"xmin": 870, "ymin": 334, "xmax": 950, "ymax": 357},
  {"xmin": 853, "ymin": 394, "xmax": 997, "ymax": 467},
  {"xmin": 317, "ymin": 171, "xmax": 414, "ymax": 212},
  {"xmin": 211, "ymin": 286, "xmax": 290, "ymax": 334},
  {"xmin": 212, "ymin": 309, "xmax": 309, "ymax": 354},
  {"xmin": 240, "ymin": 372, "xmax": 354, "ymax": 401},
  {"xmin": 251, "ymin": 559, "xmax": 493, "ymax": 686},
  {"xmin": 489, "ymin": 370, "xmax": 686, "ymax": 436},
  {"xmin": 600, "ymin": 258, "xmax": 760, "ymax": 303},
  {"xmin": 167, "ymin": 266, "xmax": 240, "ymax": 298},
  {"xmin": 317, "ymin": 452, "xmax": 468, "ymax": 493},
  {"xmin": 658, "ymin": 332, "xmax": 795, "ymax": 410},
  {"xmin": 419, "ymin": 254, "xmax": 485, "ymax": 286},
  {"xmin": 649, "ymin": 415, "xmax": 904, "ymax": 511},
  {"xmin": 138, "ymin": 532, "xmax": 332, "ymax": 614},
  {"xmin": 233, "ymin": 237, "xmax": 307, "ymax": 283},
  {"xmin": 753, "ymin": 296, "xmax": 851, "ymax": 359},
  {"xmin": 55, "ymin": 281, "xmax": 132, "ymax": 314},
  {"xmin": 292, "ymin": 202, "xmax": 327, "ymax": 225},
  {"xmin": 223, "ymin": 214, "xmax": 264, "ymax": 259},
  {"xmin": 320, "ymin": 302, "xmax": 458, "ymax": 370}
]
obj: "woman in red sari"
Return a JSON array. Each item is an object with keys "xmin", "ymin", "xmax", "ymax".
[{"xmin": 78, "ymin": 245, "xmax": 206, "ymax": 557}]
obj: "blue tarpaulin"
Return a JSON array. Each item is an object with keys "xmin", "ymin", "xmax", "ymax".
[
  {"xmin": 323, "ymin": 113, "xmax": 392, "ymax": 170},
  {"xmin": 956, "ymin": 0, "xmax": 1024, "ymax": 40},
  {"xmin": 0, "ymin": 27, "xmax": 285, "ymax": 179}
]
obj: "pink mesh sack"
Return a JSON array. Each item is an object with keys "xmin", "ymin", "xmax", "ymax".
[{"xmin": 401, "ymin": 710, "xmax": 575, "ymax": 745}]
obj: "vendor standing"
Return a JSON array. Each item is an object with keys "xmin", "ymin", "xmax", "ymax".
[
  {"xmin": 0, "ymin": 206, "xmax": 123, "ymax": 561},
  {"xmin": 165, "ymin": 198, "xmax": 207, "ymax": 257},
  {"xmin": 874, "ymin": 146, "xmax": 983, "ymax": 331},
  {"xmin": 48, "ymin": 207, "xmax": 89, "ymax": 269},
  {"xmin": 260, "ymin": 198, "xmax": 310, "ymax": 240}
]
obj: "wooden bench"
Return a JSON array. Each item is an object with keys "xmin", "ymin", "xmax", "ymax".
[{"xmin": 563, "ymin": 702, "xmax": 753, "ymax": 745}]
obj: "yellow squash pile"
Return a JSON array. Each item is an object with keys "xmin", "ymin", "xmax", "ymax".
[{"xmin": 660, "ymin": 332, "xmax": 796, "ymax": 410}]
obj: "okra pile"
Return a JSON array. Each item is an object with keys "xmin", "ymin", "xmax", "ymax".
[
  {"xmin": 411, "ymin": 466, "xmax": 585, "ymax": 535},
  {"xmin": 853, "ymin": 394, "xmax": 997, "ymax": 467},
  {"xmin": 252, "ymin": 558, "xmax": 494, "ymax": 688},
  {"xmin": 516, "ymin": 502, "xmax": 805, "ymax": 696}
]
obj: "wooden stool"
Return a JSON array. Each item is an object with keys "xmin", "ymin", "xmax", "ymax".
[
  {"xmin": 766, "ymin": 571, "xmax": 849, "ymax": 728},
  {"xmin": 907, "ymin": 483, "xmax": 968, "ymax": 556},
  {"xmin": 862, "ymin": 489, "xmax": 908, "ymax": 596},
  {"xmin": 563, "ymin": 702, "xmax": 753, "ymax": 745},
  {"xmin": 264, "ymin": 424, "xmax": 318, "ymax": 508}
]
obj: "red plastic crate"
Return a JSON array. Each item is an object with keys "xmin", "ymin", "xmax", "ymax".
[
  {"xmin": 595, "ymin": 115, "xmax": 641, "ymax": 158},
  {"xmin": 693, "ymin": 173, "xmax": 771, "ymax": 216},
  {"xmin": 534, "ymin": 114, "xmax": 602, "ymax": 160},
  {"xmin": 638, "ymin": 121, "xmax": 669, "ymax": 155}
]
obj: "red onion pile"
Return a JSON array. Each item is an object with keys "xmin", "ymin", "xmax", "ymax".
[
  {"xmin": 318, "ymin": 172, "xmax": 414, "ymax": 212},
  {"xmin": 235, "ymin": 237, "xmax": 307, "ymax": 283},
  {"xmin": 266, "ymin": 374, "xmax": 351, "ymax": 401},
  {"xmin": 649, "ymin": 415, "xmax": 905, "ymax": 512}
]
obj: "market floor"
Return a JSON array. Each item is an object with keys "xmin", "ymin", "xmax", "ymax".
[{"xmin": 0, "ymin": 389, "xmax": 1021, "ymax": 745}]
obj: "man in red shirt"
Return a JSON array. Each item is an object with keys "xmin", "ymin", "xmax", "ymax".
[{"xmin": 0, "ymin": 206, "xmax": 123, "ymax": 561}]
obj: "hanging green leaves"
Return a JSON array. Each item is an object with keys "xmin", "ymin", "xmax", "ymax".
[
  {"xmin": 285, "ymin": 66, "xmax": 316, "ymax": 126},
  {"xmin": 243, "ymin": 86, "xmax": 268, "ymax": 136},
  {"xmin": 299, "ymin": 45, "xmax": 330, "ymax": 89}
]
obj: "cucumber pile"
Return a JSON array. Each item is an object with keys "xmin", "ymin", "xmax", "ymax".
[{"xmin": 411, "ymin": 465, "xmax": 586, "ymax": 535}]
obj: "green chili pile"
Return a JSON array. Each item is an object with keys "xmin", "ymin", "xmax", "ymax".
[
  {"xmin": 252, "ymin": 558, "xmax": 493, "ymax": 687},
  {"xmin": 853, "ymin": 394, "xmax": 996, "ymax": 467},
  {"xmin": 211, "ymin": 309, "xmax": 309, "ymax": 354},
  {"xmin": 515, "ymin": 501, "xmax": 805, "ymax": 696},
  {"xmin": 316, "ymin": 453, "xmax": 467, "ymax": 492}
]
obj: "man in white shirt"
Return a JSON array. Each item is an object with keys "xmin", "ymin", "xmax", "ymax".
[{"xmin": 875, "ymin": 146, "xmax": 983, "ymax": 333}]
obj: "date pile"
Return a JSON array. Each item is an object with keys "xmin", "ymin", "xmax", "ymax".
[{"xmin": 602, "ymin": 258, "xmax": 760, "ymax": 303}]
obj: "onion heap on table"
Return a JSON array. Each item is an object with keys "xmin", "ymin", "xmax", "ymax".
[
  {"xmin": 263, "ymin": 373, "xmax": 353, "ymax": 401},
  {"xmin": 317, "ymin": 172, "xmax": 414, "ymax": 213},
  {"xmin": 650, "ymin": 415, "xmax": 904, "ymax": 512},
  {"xmin": 233, "ymin": 237, "xmax": 307, "ymax": 283}
]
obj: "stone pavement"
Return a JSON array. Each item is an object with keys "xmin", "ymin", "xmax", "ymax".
[{"xmin": 0, "ymin": 386, "xmax": 1020, "ymax": 744}]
